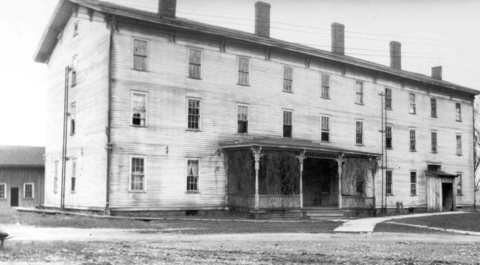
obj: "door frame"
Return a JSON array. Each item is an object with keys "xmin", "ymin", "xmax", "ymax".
[{"xmin": 10, "ymin": 187, "xmax": 19, "ymax": 207}]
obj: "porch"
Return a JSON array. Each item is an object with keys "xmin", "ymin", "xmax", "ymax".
[{"xmin": 221, "ymin": 137, "xmax": 380, "ymax": 215}]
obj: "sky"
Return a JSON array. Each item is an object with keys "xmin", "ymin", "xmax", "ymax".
[{"xmin": 0, "ymin": 0, "xmax": 479, "ymax": 147}]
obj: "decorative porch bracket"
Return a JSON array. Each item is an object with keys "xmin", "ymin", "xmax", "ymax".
[
  {"xmin": 296, "ymin": 150, "xmax": 306, "ymax": 209},
  {"xmin": 335, "ymin": 153, "xmax": 345, "ymax": 209},
  {"xmin": 252, "ymin": 146, "xmax": 263, "ymax": 210}
]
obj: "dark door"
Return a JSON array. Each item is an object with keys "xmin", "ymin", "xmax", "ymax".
[
  {"xmin": 10, "ymin": 187, "xmax": 19, "ymax": 207},
  {"xmin": 442, "ymin": 183, "xmax": 453, "ymax": 211}
]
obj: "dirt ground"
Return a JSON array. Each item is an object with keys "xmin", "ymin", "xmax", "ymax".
[{"xmin": 1, "ymin": 224, "xmax": 480, "ymax": 264}]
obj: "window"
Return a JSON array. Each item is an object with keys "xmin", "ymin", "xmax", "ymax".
[
  {"xmin": 456, "ymin": 135, "xmax": 462, "ymax": 155},
  {"xmin": 283, "ymin": 66, "xmax": 293, "ymax": 92},
  {"xmin": 386, "ymin": 171, "xmax": 392, "ymax": 195},
  {"xmin": 188, "ymin": 99, "xmax": 201, "ymax": 130},
  {"xmin": 457, "ymin": 174, "xmax": 462, "ymax": 195},
  {"xmin": 386, "ymin": 125, "xmax": 392, "ymax": 149},
  {"xmin": 321, "ymin": 74, "xmax": 330, "ymax": 99},
  {"xmin": 130, "ymin": 157, "xmax": 145, "ymax": 191},
  {"xmin": 456, "ymin": 103, "xmax": 462, "ymax": 121},
  {"xmin": 131, "ymin": 92, "xmax": 147, "ymax": 126},
  {"xmin": 133, "ymin": 39, "xmax": 148, "ymax": 71},
  {"xmin": 409, "ymin": 93, "xmax": 416, "ymax": 114},
  {"xmin": 431, "ymin": 131, "xmax": 437, "ymax": 153},
  {"xmin": 71, "ymin": 159, "xmax": 76, "ymax": 192},
  {"xmin": 189, "ymin": 49, "xmax": 201, "ymax": 79},
  {"xmin": 70, "ymin": 103, "xmax": 76, "ymax": 135},
  {"xmin": 0, "ymin": 184, "xmax": 6, "ymax": 199},
  {"xmin": 410, "ymin": 172, "xmax": 417, "ymax": 195},
  {"xmin": 283, "ymin": 110, "xmax": 292, "ymax": 138},
  {"xmin": 73, "ymin": 21, "xmax": 79, "ymax": 36},
  {"xmin": 356, "ymin": 121, "xmax": 363, "ymax": 145},
  {"xmin": 409, "ymin": 130, "xmax": 416, "ymax": 151},
  {"xmin": 237, "ymin": 105, "xmax": 249, "ymax": 134},
  {"xmin": 238, "ymin": 57, "xmax": 249, "ymax": 85},
  {"xmin": 431, "ymin": 98, "xmax": 437, "ymax": 117},
  {"xmin": 187, "ymin": 159, "xmax": 199, "ymax": 192},
  {"xmin": 24, "ymin": 183, "xmax": 34, "ymax": 199},
  {"xmin": 385, "ymin": 88, "xmax": 392, "ymax": 110},
  {"xmin": 321, "ymin": 116, "xmax": 330, "ymax": 142},
  {"xmin": 71, "ymin": 57, "xmax": 77, "ymax": 86},
  {"xmin": 355, "ymin": 81, "xmax": 363, "ymax": 104},
  {"xmin": 54, "ymin": 161, "xmax": 58, "ymax": 193}
]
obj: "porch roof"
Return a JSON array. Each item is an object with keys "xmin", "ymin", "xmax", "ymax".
[
  {"xmin": 425, "ymin": 171, "xmax": 458, "ymax": 178},
  {"xmin": 219, "ymin": 137, "xmax": 381, "ymax": 158}
]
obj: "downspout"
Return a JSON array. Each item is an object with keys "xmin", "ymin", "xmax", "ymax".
[
  {"xmin": 378, "ymin": 92, "xmax": 385, "ymax": 213},
  {"xmin": 473, "ymin": 97, "xmax": 476, "ymax": 211},
  {"xmin": 104, "ymin": 15, "xmax": 115, "ymax": 215},
  {"xmin": 385, "ymin": 97, "xmax": 388, "ymax": 212},
  {"xmin": 61, "ymin": 66, "xmax": 71, "ymax": 211}
]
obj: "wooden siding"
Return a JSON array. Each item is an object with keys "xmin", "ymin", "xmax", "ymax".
[
  {"xmin": 106, "ymin": 22, "xmax": 474, "ymax": 211},
  {"xmin": 44, "ymin": 7, "xmax": 110, "ymax": 209},
  {"xmin": 0, "ymin": 168, "xmax": 44, "ymax": 208}
]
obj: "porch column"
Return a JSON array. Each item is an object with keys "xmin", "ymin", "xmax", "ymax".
[
  {"xmin": 335, "ymin": 154, "xmax": 345, "ymax": 209},
  {"xmin": 252, "ymin": 147, "xmax": 262, "ymax": 210},
  {"xmin": 296, "ymin": 150, "xmax": 306, "ymax": 209}
]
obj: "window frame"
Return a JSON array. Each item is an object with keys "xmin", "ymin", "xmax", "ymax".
[
  {"xmin": 386, "ymin": 170, "xmax": 393, "ymax": 195},
  {"xmin": 187, "ymin": 98, "xmax": 202, "ymax": 131},
  {"xmin": 409, "ymin": 93, "xmax": 416, "ymax": 114},
  {"xmin": 321, "ymin": 116, "xmax": 330, "ymax": 142},
  {"xmin": 431, "ymin": 97, "xmax": 437, "ymax": 118},
  {"xmin": 132, "ymin": 38, "xmax": 149, "ymax": 71},
  {"xmin": 0, "ymin": 183, "xmax": 6, "ymax": 199},
  {"xmin": 355, "ymin": 81, "xmax": 364, "ymax": 104},
  {"xmin": 409, "ymin": 129, "xmax": 416, "ymax": 151},
  {"xmin": 70, "ymin": 102, "xmax": 76, "ymax": 135},
  {"xmin": 321, "ymin": 73, "xmax": 330, "ymax": 99},
  {"xmin": 410, "ymin": 171, "xmax": 417, "ymax": 196},
  {"xmin": 282, "ymin": 110, "xmax": 293, "ymax": 138},
  {"xmin": 54, "ymin": 160, "xmax": 59, "ymax": 193},
  {"xmin": 457, "ymin": 174, "xmax": 462, "ymax": 196},
  {"xmin": 355, "ymin": 120, "xmax": 363, "ymax": 145},
  {"xmin": 237, "ymin": 57, "xmax": 250, "ymax": 86},
  {"xmin": 455, "ymin": 102, "xmax": 462, "ymax": 122},
  {"xmin": 236, "ymin": 104, "xmax": 250, "ymax": 134},
  {"xmin": 71, "ymin": 56, "xmax": 78, "ymax": 86},
  {"xmin": 24, "ymin": 183, "xmax": 34, "ymax": 199},
  {"xmin": 283, "ymin": 66, "xmax": 293, "ymax": 92},
  {"xmin": 431, "ymin": 131, "xmax": 438, "ymax": 153},
  {"xmin": 71, "ymin": 158, "xmax": 77, "ymax": 193},
  {"xmin": 129, "ymin": 155, "xmax": 146, "ymax": 192},
  {"xmin": 73, "ymin": 21, "xmax": 79, "ymax": 37},
  {"xmin": 131, "ymin": 91, "xmax": 148, "ymax": 127},
  {"xmin": 188, "ymin": 48, "xmax": 202, "ymax": 79},
  {"xmin": 456, "ymin": 134, "xmax": 462, "ymax": 156},
  {"xmin": 385, "ymin": 88, "xmax": 392, "ymax": 110},
  {"xmin": 386, "ymin": 125, "xmax": 393, "ymax": 149},
  {"xmin": 186, "ymin": 158, "xmax": 200, "ymax": 193}
]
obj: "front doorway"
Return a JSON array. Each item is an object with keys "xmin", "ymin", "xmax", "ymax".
[
  {"xmin": 442, "ymin": 183, "xmax": 454, "ymax": 211},
  {"xmin": 302, "ymin": 158, "xmax": 338, "ymax": 207},
  {"xmin": 10, "ymin": 187, "xmax": 19, "ymax": 207}
]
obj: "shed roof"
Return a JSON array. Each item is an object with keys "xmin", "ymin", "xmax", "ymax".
[
  {"xmin": 0, "ymin": 146, "xmax": 45, "ymax": 168},
  {"xmin": 34, "ymin": 0, "xmax": 479, "ymax": 95}
]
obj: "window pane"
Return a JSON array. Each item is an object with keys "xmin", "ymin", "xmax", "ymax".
[
  {"xmin": 134, "ymin": 40, "xmax": 148, "ymax": 56},
  {"xmin": 431, "ymin": 132, "xmax": 437, "ymax": 152},
  {"xmin": 131, "ymin": 158, "xmax": 145, "ymax": 191},
  {"xmin": 456, "ymin": 103, "xmax": 461, "ymax": 121},
  {"xmin": 431, "ymin": 98, "xmax": 437, "ymax": 117},
  {"xmin": 188, "ymin": 100, "xmax": 200, "ymax": 129},
  {"xmin": 187, "ymin": 160, "xmax": 199, "ymax": 191},
  {"xmin": 356, "ymin": 121, "xmax": 363, "ymax": 144},
  {"xmin": 356, "ymin": 82, "xmax": 363, "ymax": 104},
  {"xmin": 237, "ymin": 106, "xmax": 249, "ymax": 134},
  {"xmin": 189, "ymin": 50, "xmax": 201, "ymax": 79},
  {"xmin": 0, "ymin": 184, "xmax": 5, "ymax": 199},
  {"xmin": 238, "ymin": 58, "xmax": 249, "ymax": 85},
  {"xmin": 410, "ymin": 130, "xmax": 416, "ymax": 151}
]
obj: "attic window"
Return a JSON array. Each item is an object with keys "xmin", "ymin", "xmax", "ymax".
[{"xmin": 73, "ymin": 22, "xmax": 79, "ymax": 37}]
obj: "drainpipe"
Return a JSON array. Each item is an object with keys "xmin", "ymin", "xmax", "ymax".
[
  {"xmin": 378, "ymin": 92, "xmax": 385, "ymax": 213},
  {"xmin": 61, "ymin": 66, "xmax": 71, "ymax": 211},
  {"xmin": 385, "ymin": 96, "xmax": 388, "ymax": 212},
  {"xmin": 104, "ymin": 15, "xmax": 115, "ymax": 216},
  {"xmin": 473, "ymin": 97, "xmax": 476, "ymax": 211}
]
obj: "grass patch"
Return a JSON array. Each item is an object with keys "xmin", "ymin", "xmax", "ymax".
[
  {"xmin": 374, "ymin": 222, "xmax": 453, "ymax": 235},
  {"xmin": 393, "ymin": 212, "xmax": 480, "ymax": 232}
]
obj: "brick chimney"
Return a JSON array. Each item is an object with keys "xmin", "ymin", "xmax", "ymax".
[
  {"xmin": 158, "ymin": 0, "xmax": 176, "ymax": 18},
  {"xmin": 432, "ymin": 66, "xmax": 442, "ymax": 80},
  {"xmin": 255, "ymin": 1, "xmax": 271, "ymax": 38},
  {"xmin": 331, "ymin": 23, "xmax": 345, "ymax": 55},
  {"xmin": 390, "ymin": 41, "xmax": 401, "ymax": 70}
]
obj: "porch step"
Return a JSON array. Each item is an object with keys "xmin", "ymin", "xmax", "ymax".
[{"xmin": 302, "ymin": 208, "xmax": 346, "ymax": 220}]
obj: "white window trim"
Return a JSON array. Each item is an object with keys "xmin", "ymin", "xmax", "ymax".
[
  {"xmin": 282, "ymin": 109, "xmax": 294, "ymax": 138},
  {"xmin": 236, "ymin": 103, "xmax": 250, "ymax": 134},
  {"xmin": 385, "ymin": 87, "xmax": 393, "ymax": 110},
  {"xmin": 320, "ymin": 115, "xmax": 331, "ymax": 142},
  {"xmin": 71, "ymin": 158, "xmax": 77, "ymax": 193},
  {"xmin": 71, "ymin": 56, "xmax": 78, "ymax": 86},
  {"xmin": 24, "ymin": 183, "xmax": 34, "ymax": 199},
  {"xmin": 431, "ymin": 130, "xmax": 438, "ymax": 153},
  {"xmin": 355, "ymin": 120, "xmax": 364, "ymax": 145},
  {"xmin": 237, "ymin": 56, "xmax": 250, "ymax": 86},
  {"xmin": 188, "ymin": 48, "xmax": 202, "ymax": 79},
  {"xmin": 129, "ymin": 155, "xmax": 147, "ymax": 192},
  {"xmin": 386, "ymin": 124, "xmax": 393, "ymax": 149},
  {"xmin": 355, "ymin": 81, "xmax": 364, "ymax": 105},
  {"xmin": 282, "ymin": 65, "xmax": 294, "ymax": 92},
  {"xmin": 186, "ymin": 158, "xmax": 200, "ymax": 193},
  {"xmin": 456, "ymin": 172, "xmax": 463, "ymax": 196},
  {"xmin": 456, "ymin": 134, "xmax": 462, "ymax": 156},
  {"xmin": 0, "ymin": 183, "xmax": 6, "ymax": 199},
  {"xmin": 132, "ymin": 37, "xmax": 149, "ymax": 71},
  {"xmin": 409, "ymin": 129, "xmax": 416, "ymax": 151},
  {"xmin": 131, "ymin": 91, "xmax": 148, "ymax": 127},
  {"xmin": 410, "ymin": 171, "xmax": 417, "ymax": 196},
  {"xmin": 409, "ymin": 93, "xmax": 416, "ymax": 114},
  {"xmin": 70, "ymin": 102, "xmax": 76, "ymax": 135},
  {"xmin": 321, "ymin": 73, "xmax": 330, "ymax": 99},
  {"xmin": 73, "ymin": 21, "xmax": 79, "ymax": 37},
  {"xmin": 54, "ymin": 160, "xmax": 59, "ymax": 193},
  {"xmin": 455, "ymin": 102, "xmax": 462, "ymax": 122},
  {"xmin": 431, "ymin": 97, "xmax": 437, "ymax": 117},
  {"xmin": 186, "ymin": 97, "xmax": 202, "ymax": 131}
]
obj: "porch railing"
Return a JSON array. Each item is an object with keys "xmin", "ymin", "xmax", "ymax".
[
  {"xmin": 341, "ymin": 195, "xmax": 375, "ymax": 208},
  {"xmin": 259, "ymin": 195, "xmax": 300, "ymax": 209}
]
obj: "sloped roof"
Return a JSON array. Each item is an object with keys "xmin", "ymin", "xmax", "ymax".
[
  {"xmin": 0, "ymin": 146, "xmax": 45, "ymax": 167},
  {"xmin": 34, "ymin": 0, "xmax": 479, "ymax": 95}
]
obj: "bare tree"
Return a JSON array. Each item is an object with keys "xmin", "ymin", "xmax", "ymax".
[{"xmin": 474, "ymin": 97, "xmax": 480, "ymax": 210}]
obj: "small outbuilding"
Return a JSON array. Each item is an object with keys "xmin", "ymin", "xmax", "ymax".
[{"xmin": 0, "ymin": 146, "xmax": 45, "ymax": 208}]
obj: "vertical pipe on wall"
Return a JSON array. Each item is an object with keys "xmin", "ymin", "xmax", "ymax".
[
  {"xmin": 61, "ymin": 66, "xmax": 71, "ymax": 211},
  {"xmin": 379, "ymin": 92, "xmax": 385, "ymax": 213}
]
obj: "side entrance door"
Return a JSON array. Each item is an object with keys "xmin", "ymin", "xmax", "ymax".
[{"xmin": 10, "ymin": 187, "xmax": 19, "ymax": 207}]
